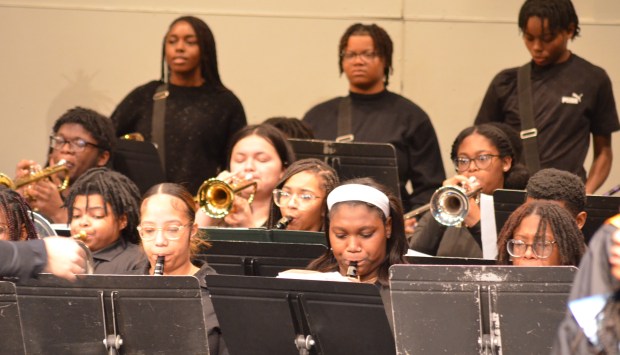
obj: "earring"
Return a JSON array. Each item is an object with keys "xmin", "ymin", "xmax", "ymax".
[{"xmin": 386, "ymin": 234, "xmax": 391, "ymax": 239}]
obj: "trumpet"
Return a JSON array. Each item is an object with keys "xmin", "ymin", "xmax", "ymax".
[
  {"xmin": 72, "ymin": 231, "xmax": 95, "ymax": 274},
  {"xmin": 0, "ymin": 160, "xmax": 70, "ymax": 192},
  {"xmin": 404, "ymin": 184, "xmax": 482, "ymax": 227},
  {"xmin": 196, "ymin": 175, "xmax": 258, "ymax": 218}
]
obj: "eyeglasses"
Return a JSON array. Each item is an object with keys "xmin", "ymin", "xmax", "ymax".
[
  {"xmin": 273, "ymin": 189, "xmax": 321, "ymax": 209},
  {"xmin": 453, "ymin": 154, "xmax": 501, "ymax": 172},
  {"xmin": 506, "ymin": 239, "xmax": 557, "ymax": 259},
  {"xmin": 137, "ymin": 223, "xmax": 190, "ymax": 241},
  {"xmin": 50, "ymin": 136, "xmax": 101, "ymax": 152},
  {"xmin": 341, "ymin": 51, "xmax": 378, "ymax": 62}
]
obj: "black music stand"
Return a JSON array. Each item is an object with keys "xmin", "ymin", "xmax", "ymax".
[
  {"xmin": 112, "ymin": 139, "xmax": 166, "ymax": 194},
  {"xmin": 493, "ymin": 189, "xmax": 620, "ymax": 243},
  {"xmin": 14, "ymin": 274, "xmax": 208, "ymax": 354},
  {"xmin": 196, "ymin": 240, "xmax": 327, "ymax": 276},
  {"xmin": 0, "ymin": 281, "xmax": 25, "ymax": 354},
  {"xmin": 389, "ymin": 265, "xmax": 576, "ymax": 355},
  {"xmin": 201, "ymin": 227, "xmax": 327, "ymax": 245},
  {"xmin": 288, "ymin": 138, "xmax": 401, "ymax": 199},
  {"xmin": 406, "ymin": 255, "xmax": 495, "ymax": 265},
  {"xmin": 205, "ymin": 275, "xmax": 395, "ymax": 355}
]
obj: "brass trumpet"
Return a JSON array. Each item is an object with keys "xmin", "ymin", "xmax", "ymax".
[
  {"xmin": 404, "ymin": 185, "xmax": 482, "ymax": 227},
  {"xmin": 0, "ymin": 160, "xmax": 70, "ymax": 192},
  {"xmin": 73, "ymin": 231, "xmax": 95, "ymax": 274},
  {"xmin": 196, "ymin": 176, "xmax": 258, "ymax": 218}
]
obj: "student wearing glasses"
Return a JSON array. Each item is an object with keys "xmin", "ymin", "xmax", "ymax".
[
  {"xmin": 496, "ymin": 200, "xmax": 585, "ymax": 266},
  {"xmin": 302, "ymin": 23, "xmax": 445, "ymax": 214},
  {"xmin": 268, "ymin": 158, "xmax": 339, "ymax": 231},
  {"xmin": 409, "ymin": 124, "xmax": 528, "ymax": 257},
  {"xmin": 136, "ymin": 183, "xmax": 226, "ymax": 355},
  {"xmin": 14, "ymin": 107, "xmax": 116, "ymax": 223}
]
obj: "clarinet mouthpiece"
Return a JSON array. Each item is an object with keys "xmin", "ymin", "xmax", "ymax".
[
  {"xmin": 346, "ymin": 261, "xmax": 359, "ymax": 279},
  {"xmin": 275, "ymin": 216, "xmax": 293, "ymax": 230},
  {"xmin": 154, "ymin": 255, "xmax": 165, "ymax": 276}
]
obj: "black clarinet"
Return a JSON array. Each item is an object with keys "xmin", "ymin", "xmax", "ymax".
[
  {"xmin": 346, "ymin": 261, "xmax": 359, "ymax": 279},
  {"xmin": 275, "ymin": 216, "xmax": 293, "ymax": 229},
  {"xmin": 154, "ymin": 255, "xmax": 165, "ymax": 276}
]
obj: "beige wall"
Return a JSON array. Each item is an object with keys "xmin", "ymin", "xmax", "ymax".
[{"xmin": 1, "ymin": 0, "xmax": 619, "ymax": 194}]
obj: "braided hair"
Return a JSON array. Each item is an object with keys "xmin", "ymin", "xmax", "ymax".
[
  {"xmin": 65, "ymin": 167, "xmax": 141, "ymax": 244},
  {"xmin": 267, "ymin": 158, "xmax": 339, "ymax": 230},
  {"xmin": 496, "ymin": 200, "xmax": 585, "ymax": 266},
  {"xmin": 518, "ymin": 0, "xmax": 580, "ymax": 38},
  {"xmin": 160, "ymin": 16, "xmax": 226, "ymax": 90},
  {"xmin": 0, "ymin": 186, "xmax": 37, "ymax": 241},
  {"xmin": 307, "ymin": 177, "xmax": 408, "ymax": 286},
  {"xmin": 338, "ymin": 23, "xmax": 393, "ymax": 87}
]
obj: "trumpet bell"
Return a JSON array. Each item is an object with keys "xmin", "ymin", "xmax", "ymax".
[
  {"xmin": 430, "ymin": 185, "xmax": 470, "ymax": 227},
  {"xmin": 197, "ymin": 177, "xmax": 257, "ymax": 219}
]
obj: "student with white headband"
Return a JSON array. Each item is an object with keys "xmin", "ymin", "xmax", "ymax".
[{"xmin": 305, "ymin": 177, "xmax": 408, "ymax": 285}]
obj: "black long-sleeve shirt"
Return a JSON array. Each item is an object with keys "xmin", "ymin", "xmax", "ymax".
[
  {"xmin": 303, "ymin": 90, "xmax": 445, "ymax": 210},
  {"xmin": 0, "ymin": 240, "xmax": 47, "ymax": 280}
]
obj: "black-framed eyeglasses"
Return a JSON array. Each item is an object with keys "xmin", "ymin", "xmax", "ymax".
[
  {"xmin": 137, "ymin": 223, "xmax": 191, "ymax": 241},
  {"xmin": 272, "ymin": 189, "xmax": 321, "ymax": 209},
  {"xmin": 341, "ymin": 51, "xmax": 378, "ymax": 62},
  {"xmin": 506, "ymin": 239, "xmax": 557, "ymax": 259},
  {"xmin": 50, "ymin": 135, "xmax": 101, "ymax": 152},
  {"xmin": 453, "ymin": 154, "xmax": 501, "ymax": 172}
]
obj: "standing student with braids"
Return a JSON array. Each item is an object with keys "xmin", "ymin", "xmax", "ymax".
[
  {"xmin": 303, "ymin": 23, "xmax": 445, "ymax": 212},
  {"xmin": 112, "ymin": 15, "xmax": 246, "ymax": 194},
  {"xmin": 475, "ymin": 0, "xmax": 619, "ymax": 193},
  {"xmin": 65, "ymin": 167, "xmax": 147, "ymax": 274},
  {"xmin": 268, "ymin": 158, "xmax": 339, "ymax": 232},
  {"xmin": 496, "ymin": 200, "xmax": 585, "ymax": 266},
  {"xmin": 409, "ymin": 124, "xmax": 529, "ymax": 258}
]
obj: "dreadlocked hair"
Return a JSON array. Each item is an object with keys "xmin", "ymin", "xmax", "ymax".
[
  {"xmin": 307, "ymin": 177, "xmax": 408, "ymax": 286},
  {"xmin": 160, "ymin": 16, "xmax": 226, "ymax": 90},
  {"xmin": 526, "ymin": 168, "xmax": 586, "ymax": 217},
  {"xmin": 338, "ymin": 23, "xmax": 393, "ymax": 87},
  {"xmin": 0, "ymin": 186, "xmax": 37, "ymax": 241},
  {"xmin": 496, "ymin": 200, "xmax": 585, "ymax": 266},
  {"xmin": 518, "ymin": 0, "xmax": 580, "ymax": 38},
  {"xmin": 53, "ymin": 106, "xmax": 116, "ymax": 156},
  {"xmin": 65, "ymin": 167, "xmax": 141, "ymax": 244},
  {"xmin": 268, "ymin": 158, "xmax": 339, "ymax": 231},
  {"xmin": 450, "ymin": 123, "xmax": 529, "ymax": 190},
  {"xmin": 141, "ymin": 183, "xmax": 211, "ymax": 256}
]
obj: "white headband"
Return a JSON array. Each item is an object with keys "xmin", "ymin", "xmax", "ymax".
[{"xmin": 327, "ymin": 184, "xmax": 390, "ymax": 217}]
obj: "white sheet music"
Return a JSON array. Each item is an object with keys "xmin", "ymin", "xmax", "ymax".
[{"xmin": 480, "ymin": 193, "xmax": 498, "ymax": 259}]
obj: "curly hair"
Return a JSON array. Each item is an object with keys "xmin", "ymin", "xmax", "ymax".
[
  {"xmin": 525, "ymin": 168, "xmax": 586, "ymax": 217},
  {"xmin": 496, "ymin": 200, "xmax": 585, "ymax": 266},
  {"xmin": 307, "ymin": 177, "xmax": 408, "ymax": 286},
  {"xmin": 52, "ymin": 106, "xmax": 116, "ymax": 157},
  {"xmin": 268, "ymin": 158, "xmax": 339, "ymax": 231},
  {"xmin": 518, "ymin": 0, "xmax": 580, "ymax": 39},
  {"xmin": 338, "ymin": 23, "xmax": 393, "ymax": 87},
  {"xmin": 65, "ymin": 167, "xmax": 141, "ymax": 245},
  {"xmin": 0, "ymin": 186, "xmax": 38, "ymax": 241}
]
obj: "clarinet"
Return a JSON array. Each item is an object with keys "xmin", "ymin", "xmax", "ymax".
[
  {"xmin": 275, "ymin": 216, "xmax": 293, "ymax": 230},
  {"xmin": 346, "ymin": 261, "xmax": 359, "ymax": 280},
  {"xmin": 154, "ymin": 255, "xmax": 165, "ymax": 276}
]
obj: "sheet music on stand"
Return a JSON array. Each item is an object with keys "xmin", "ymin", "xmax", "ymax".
[
  {"xmin": 205, "ymin": 274, "xmax": 395, "ymax": 355},
  {"xmin": 112, "ymin": 139, "xmax": 166, "ymax": 195},
  {"xmin": 288, "ymin": 138, "xmax": 401, "ymax": 199},
  {"xmin": 389, "ymin": 265, "xmax": 576, "ymax": 355},
  {"xmin": 11, "ymin": 274, "xmax": 208, "ymax": 354}
]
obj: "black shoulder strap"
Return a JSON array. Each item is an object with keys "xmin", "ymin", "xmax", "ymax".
[
  {"xmin": 151, "ymin": 83, "xmax": 169, "ymax": 173},
  {"xmin": 517, "ymin": 63, "xmax": 541, "ymax": 174},
  {"xmin": 336, "ymin": 96, "xmax": 354, "ymax": 142}
]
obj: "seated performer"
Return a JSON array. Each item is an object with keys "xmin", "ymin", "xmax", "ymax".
[
  {"xmin": 0, "ymin": 186, "xmax": 38, "ymax": 241},
  {"xmin": 14, "ymin": 107, "xmax": 116, "ymax": 224},
  {"xmin": 65, "ymin": 167, "xmax": 147, "ymax": 274},
  {"xmin": 137, "ymin": 183, "xmax": 227, "ymax": 355},
  {"xmin": 268, "ymin": 158, "xmax": 339, "ymax": 232},
  {"xmin": 496, "ymin": 200, "xmax": 586, "ymax": 266},
  {"xmin": 409, "ymin": 123, "xmax": 528, "ymax": 258},
  {"xmin": 300, "ymin": 177, "xmax": 408, "ymax": 286},
  {"xmin": 196, "ymin": 123, "xmax": 295, "ymax": 228}
]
